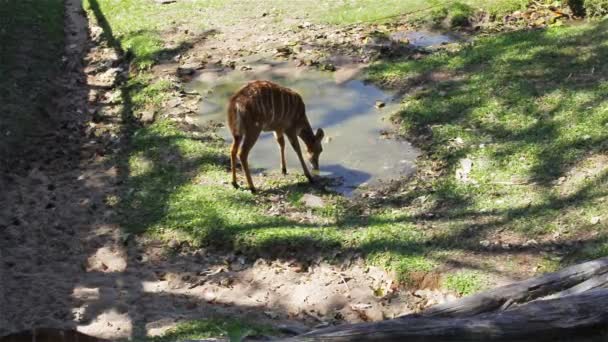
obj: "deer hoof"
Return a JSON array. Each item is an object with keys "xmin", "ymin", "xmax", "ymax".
[
  {"xmin": 281, "ymin": 168, "xmax": 287, "ymax": 175},
  {"xmin": 232, "ymin": 181, "xmax": 239, "ymax": 189},
  {"xmin": 250, "ymin": 187, "xmax": 257, "ymax": 194}
]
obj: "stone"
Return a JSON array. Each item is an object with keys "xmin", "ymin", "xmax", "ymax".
[
  {"xmin": 301, "ymin": 194, "xmax": 325, "ymax": 208},
  {"xmin": 177, "ymin": 67, "xmax": 196, "ymax": 76},
  {"xmin": 139, "ymin": 110, "xmax": 156, "ymax": 124}
]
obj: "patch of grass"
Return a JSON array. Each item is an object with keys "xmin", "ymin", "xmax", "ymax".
[
  {"xmin": 121, "ymin": 120, "xmax": 346, "ymax": 255},
  {"xmin": 368, "ymin": 21, "xmax": 608, "ymax": 246},
  {"xmin": 443, "ymin": 270, "xmax": 487, "ymax": 296},
  {"xmin": 314, "ymin": 0, "xmax": 527, "ymax": 25},
  {"xmin": 429, "ymin": 1, "xmax": 475, "ymax": 28},
  {"xmin": 576, "ymin": 237, "xmax": 608, "ymax": 260},
  {"xmin": 128, "ymin": 75, "xmax": 174, "ymax": 109},
  {"xmin": 145, "ymin": 318, "xmax": 274, "ymax": 342},
  {"xmin": 0, "ymin": 0, "xmax": 64, "ymax": 161},
  {"xmin": 567, "ymin": 0, "xmax": 608, "ymax": 17},
  {"xmin": 535, "ymin": 255, "xmax": 562, "ymax": 274},
  {"xmin": 83, "ymin": 0, "xmax": 220, "ymax": 68},
  {"xmin": 317, "ymin": 0, "xmax": 429, "ymax": 24}
]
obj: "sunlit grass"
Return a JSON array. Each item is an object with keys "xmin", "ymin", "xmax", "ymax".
[{"xmin": 368, "ymin": 21, "xmax": 608, "ymax": 238}]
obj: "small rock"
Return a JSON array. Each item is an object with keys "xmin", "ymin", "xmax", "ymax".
[
  {"xmin": 168, "ymin": 239, "xmax": 180, "ymax": 249},
  {"xmin": 219, "ymin": 278, "xmax": 232, "ymax": 287},
  {"xmin": 177, "ymin": 67, "xmax": 195, "ymax": 76},
  {"xmin": 139, "ymin": 110, "xmax": 156, "ymax": 124},
  {"xmin": 166, "ymin": 98, "xmax": 183, "ymax": 108},
  {"xmin": 264, "ymin": 311, "xmax": 279, "ymax": 319},
  {"xmin": 591, "ymin": 216, "xmax": 601, "ymax": 225},
  {"xmin": 523, "ymin": 239, "xmax": 538, "ymax": 247},
  {"xmin": 374, "ymin": 101, "xmax": 385, "ymax": 108},
  {"xmin": 301, "ymin": 194, "xmax": 325, "ymax": 208},
  {"xmin": 455, "ymin": 158, "xmax": 473, "ymax": 183},
  {"xmin": 274, "ymin": 47, "xmax": 292, "ymax": 57},
  {"xmin": 350, "ymin": 303, "xmax": 372, "ymax": 310},
  {"xmin": 480, "ymin": 240, "xmax": 490, "ymax": 247},
  {"xmin": 321, "ymin": 63, "xmax": 336, "ymax": 71}
]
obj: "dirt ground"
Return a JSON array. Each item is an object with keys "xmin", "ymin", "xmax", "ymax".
[{"xmin": 0, "ymin": 1, "xmax": 469, "ymax": 340}]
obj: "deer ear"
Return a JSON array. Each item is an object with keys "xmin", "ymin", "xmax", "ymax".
[{"xmin": 315, "ymin": 128, "xmax": 325, "ymax": 141}]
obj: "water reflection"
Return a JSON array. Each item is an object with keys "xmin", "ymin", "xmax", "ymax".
[{"xmin": 187, "ymin": 60, "xmax": 419, "ymax": 195}]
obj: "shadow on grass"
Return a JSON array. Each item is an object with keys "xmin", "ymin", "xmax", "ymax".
[{"xmin": 363, "ymin": 20, "xmax": 608, "ymax": 236}]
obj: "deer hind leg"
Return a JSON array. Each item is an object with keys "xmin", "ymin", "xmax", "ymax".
[
  {"xmin": 230, "ymin": 135, "xmax": 242, "ymax": 189},
  {"xmin": 286, "ymin": 132, "xmax": 314, "ymax": 183},
  {"xmin": 239, "ymin": 129, "xmax": 261, "ymax": 193},
  {"xmin": 274, "ymin": 131, "xmax": 287, "ymax": 175}
]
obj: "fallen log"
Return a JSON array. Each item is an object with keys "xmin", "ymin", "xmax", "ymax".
[
  {"xmin": 288, "ymin": 257, "xmax": 608, "ymax": 341},
  {"xmin": 421, "ymin": 255, "xmax": 608, "ymax": 317},
  {"xmin": 290, "ymin": 289, "xmax": 608, "ymax": 341}
]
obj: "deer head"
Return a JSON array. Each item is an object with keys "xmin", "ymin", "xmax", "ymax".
[{"xmin": 307, "ymin": 128, "xmax": 324, "ymax": 171}]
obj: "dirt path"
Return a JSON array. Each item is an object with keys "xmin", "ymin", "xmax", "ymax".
[{"xmin": 1, "ymin": 2, "xmax": 462, "ymax": 340}]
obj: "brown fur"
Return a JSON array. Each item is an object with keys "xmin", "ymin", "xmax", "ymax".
[{"xmin": 227, "ymin": 80, "xmax": 324, "ymax": 192}]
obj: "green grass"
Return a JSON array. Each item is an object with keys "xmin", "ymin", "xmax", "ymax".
[
  {"xmin": 368, "ymin": 20, "xmax": 608, "ymax": 245},
  {"xmin": 84, "ymin": 0, "xmax": 220, "ymax": 68},
  {"xmin": 144, "ymin": 318, "xmax": 274, "ymax": 342},
  {"xmin": 314, "ymin": 0, "xmax": 528, "ymax": 24},
  {"xmin": 443, "ymin": 270, "xmax": 488, "ymax": 296},
  {"xmin": 0, "ymin": 0, "xmax": 64, "ymax": 162}
]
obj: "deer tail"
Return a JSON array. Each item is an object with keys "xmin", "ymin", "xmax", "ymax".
[{"xmin": 227, "ymin": 98, "xmax": 245, "ymax": 137}]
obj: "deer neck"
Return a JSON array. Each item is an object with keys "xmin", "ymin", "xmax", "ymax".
[{"xmin": 298, "ymin": 122, "xmax": 316, "ymax": 150}]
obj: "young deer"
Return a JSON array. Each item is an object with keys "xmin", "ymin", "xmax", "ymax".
[{"xmin": 227, "ymin": 80, "xmax": 324, "ymax": 193}]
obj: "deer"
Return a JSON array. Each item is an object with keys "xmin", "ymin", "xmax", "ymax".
[{"xmin": 227, "ymin": 80, "xmax": 324, "ymax": 193}]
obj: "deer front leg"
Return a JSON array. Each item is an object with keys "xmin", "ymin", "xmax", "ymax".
[
  {"xmin": 286, "ymin": 133, "xmax": 314, "ymax": 183},
  {"xmin": 274, "ymin": 131, "xmax": 287, "ymax": 175},
  {"xmin": 230, "ymin": 135, "xmax": 242, "ymax": 189},
  {"xmin": 239, "ymin": 129, "xmax": 261, "ymax": 193}
]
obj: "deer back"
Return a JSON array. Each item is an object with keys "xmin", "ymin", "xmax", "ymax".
[{"xmin": 227, "ymin": 81, "xmax": 308, "ymax": 136}]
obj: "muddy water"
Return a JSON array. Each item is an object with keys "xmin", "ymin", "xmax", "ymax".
[
  {"xmin": 187, "ymin": 59, "xmax": 419, "ymax": 195},
  {"xmin": 391, "ymin": 30, "xmax": 458, "ymax": 48}
]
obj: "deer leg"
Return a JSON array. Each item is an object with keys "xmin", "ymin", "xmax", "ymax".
[
  {"xmin": 239, "ymin": 129, "xmax": 261, "ymax": 193},
  {"xmin": 274, "ymin": 131, "xmax": 287, "ymax": 175},
  {"xmin": 286, "ymin": 133, "xmax": 314, "ymax": 183},
  {"xmin": 230, "ymin": 135, "xmax": 242, "ymax": 189}
]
